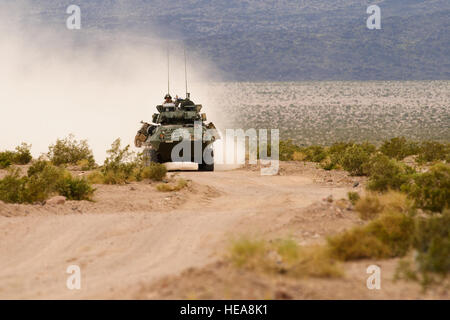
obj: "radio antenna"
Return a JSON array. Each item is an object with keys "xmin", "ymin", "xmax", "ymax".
[
  {"xmin": 184, "ymin": 46, "xmax": 189, "ymax": 99},
  {"xmin": 167, "ymin": 46, "xmax": 170, "ymax": 95}
]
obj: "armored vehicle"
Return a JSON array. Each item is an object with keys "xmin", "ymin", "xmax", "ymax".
[{"xmin": 134, "ymin": 95, "xmax": 219, "ymax": 171}]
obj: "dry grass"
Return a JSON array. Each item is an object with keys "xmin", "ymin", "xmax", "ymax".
[
  {"xmin": 142, "ymin": 163, "xmax": 167, "ymax": 181},
  {"xmin": 156, "ymin": 179, "xmax": 189, "ymax": 192},
  {"xmin": 355, "ymin": 191, "xmax": 412, "ymax": 220},
  {"xmin": 354, "ymin": 193, "xmax": 383, "ymax": 220},
  {"xmin": 328, "ymin": 211, "xmax": 414, "ymax": 261},
  {"xmin": 229, "ymin": 238, "xmax": 342, "ymax": 278},
  {"xmin": 87, "ymin": 171, "xmax": 105, "ymax": 184},
  {"xmin": 292, "ymin": 151, "xmax": 307, "ymax": 161}
]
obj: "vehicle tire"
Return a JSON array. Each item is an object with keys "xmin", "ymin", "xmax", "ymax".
[
  {"xmin": 144, "ymin": 148, "xmax": 159, "ymax": 166},
  {"xmin": 199, "ymin": 148, "xmax": 214, "ymax": 171}
]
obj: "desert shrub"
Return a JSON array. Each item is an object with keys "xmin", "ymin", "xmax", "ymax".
[
  {"xmin": 87, "ymin": 171, "xmax": 105, "ymax": 184},
  {"xmin": 378, "ymin": 191, "xmax": 413, "ymax": 214},
  {"xmin": 0, "ymin": 143, "xmax": 33, "ymax": 168},
  {"xmin": 96, "ymin": 140, "xmax": 167, "ymax": 184},
  {"xmin": 340, "ymin": 144, "xmax": 372, "ymax": 176},
  {"xmin": 142, "ymin": 163, "xmax": 167, "ymax": 181},
  {"xmin": 0, "ymin": 151, "xmax": 15, "ymax": 169},
  {"xmin": 301, "ymin": 145, "xmax": 327, "ymax": 163},
  {"xmin": 27, "ymin": 160, "xmax": 51, "ymax": 177},
  {"xmin": 319, "ymin": 156, "xmax": 337, "ymax": 170},
  {"xmin": 48, "ymin": 134, "xmax": 95, "ymax": 168},
  {"xmin": 328, "ymin": 228, "xmax": 390, "ymax": 261},
  {"xmin": 272, "ymin": 240, "xmax": 343, "ymax": 278},
  {"xmin": 13, "ymin": 143, "xmax": 32, "ymax": 165},
  {"xmin": 319, "ymin": 142, "xmax": 352, "ymax": 170},
  {"xmin": 328, "ymin": 142, "xmax": 354, "ymax": 156},
  {"xmin": 229, "ymin": 238, "xmax": 268, "ymax": 269},
  {"xmin": 292, "ymin": 151, "xmax": 306, "ymax": 161},
  {"xmin": 0, "ymin": 169, "xmax": 27, "ymax": 203},
  {"xmin": 56, "ymin": 176, "xmax": 94, "ymax": 200},
  {"xmin": 359, "ymin": 141, "xmax": 377, "ymax": 154},
  {"xmin": 76, "ymin": 159, "xmax": 93, "ymax": 171},
  {"xmin": 275, "ymin": 239, "xmax": 299, "ymax": 263},
  {"xmin": 396, "ymin": 211, "xmax": 450, "ymax": 287},
  {"xmin": 347, "ymin": 191, "xmax": 360, "ymax": 205},
  {"xmin": 354, "ymin": 193, "xmax": 383, "ymax": 220},
  {"xmin": 25, "ymin": 163, "xmax": 66, "ymax": 202},
  {"xmin": 156, "ymin": 179, "xmax": 188, "ymax": 192},
  {"xmin": 416, "ymin": 141, "xmax": 449, "ymax": 164},
  {"xmin": 364, "ymin": 154, "xmax": 414, "ymax": 191},
  {"xmin": 355, "ymin": 191, "xmax": 412, "ymax": 220},
  {"xmin": 380, "ymin": 137, "xmax": 420, "ymax": 160},
  {"xmin": 413, "ymin": 211, "xmax": 450, "ymax": 275},
  {"xmin": 328, "ymin": 211, "xmax": 414, "ymax": 260},
  {"xmin": 405, "ymin": 163, "xmax": 450, "ymax": 212},
  {"xmin": 0, "ymin": 161, "xmax": 94, "ymax": 204},
  {"xmin": 229, "ymin": 238, "xmax": 342, "ymax": 278},
  {"xmin": 366, "ymin": 211, "xmax": 415, "ymax": 257},
  {"xmin": 101, "ymin": 138, "xmax": 141, "ymax": 184},
  {"xmin": 278, "ymin": 140, "xmax": 302, "ymax": 161}
]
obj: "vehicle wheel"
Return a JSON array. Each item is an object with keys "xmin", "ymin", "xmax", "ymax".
[
  {"xmin": 199, "ymin": 148, "xmax": 214, "ymax": 171},
  {"xmin": 144, "ymin": 148, "xmax": 159, "ymax": 166}
]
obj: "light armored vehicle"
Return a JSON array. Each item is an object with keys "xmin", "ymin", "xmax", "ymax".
[{"xmin": 134, "ymin": 95, "xmax": 219, "ymax": 171}]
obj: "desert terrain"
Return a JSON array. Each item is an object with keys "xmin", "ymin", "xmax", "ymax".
[{"xmin": 0, "ymin": 162, "xmax": 446, "ymax": 299}]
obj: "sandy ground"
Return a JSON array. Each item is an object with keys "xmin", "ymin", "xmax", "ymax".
[{"xmin": 0, "ymin": 162, "xmax": 447, "ymax": 299}]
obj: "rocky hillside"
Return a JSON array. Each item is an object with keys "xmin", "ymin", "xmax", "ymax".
[{"xmin": 25, "ymin": 0, "xmax": 450, "ymax": 80}]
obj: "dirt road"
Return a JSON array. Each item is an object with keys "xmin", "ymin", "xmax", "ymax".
[{"xmin": 0, "ymin": 164, "xmax": 352, "ymax": 299}]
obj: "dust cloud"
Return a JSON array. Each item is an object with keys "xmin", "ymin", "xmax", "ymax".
[{"xmin": 0, "ymin": 2, "xmax": 224, "ymax": 162}]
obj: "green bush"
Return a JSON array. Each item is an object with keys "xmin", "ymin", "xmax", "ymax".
[
  {"xmin": 366, "ymin": 211, "xmax": 415, "ymax": 257},
  {"xmin": 87, "ymin": 171, "xmax": 105, "ymax": 184},
  {"xmin": 13, "ymin": 143, "xmax": 32, "ymax": 165},
  {"xmin": 380, "ymin": 137, "xmax": 420, "ymax": 160},
  {"xmin": 328, "ymin": 211, "xmax": 414, "ymax": 260},
  {"xmin": 301, "ymin": 145, "xmax": 327, "ymax": 163},
  {"xmin": 414, "ymin": 211, "xmax": 450, "ymax": 275},
  {"xmin": 0, "ymin": 162, "xmax": 94, "ymax": 204},
  {"xmin": 354, "ymin": 193, "xmax": 383, "ymax": 220},
  {"xmin": 347, "ymin": 191, "xmax": 360, "ymax": 205},
  {"xmin": 56, "ymin": 176, "xmax": 94, "ymax": 200},
  {"xmin": 0, "ymin": 169, "xmax": 27, "ymax": 203},
  {"xmin": 97, "ymin": 139, "xmax": 167, "ymax": 184},
  {"xmin": 323, "ymin": 142, "xmax": 354, "ymax": 170},
  {"xmin": 406, "ymin": 163, "xmax": 450, "ymax": 212},
  {"xmin": 340, "ymin": 144, "xmax": 372, "ymax": 176},
  {"xmin": 156, "ymin": 179, "xmax": 188, "ymax": 192},
  {"xmin": 359, "ymin": 141, "xmax": 377, "ymax": 154},
  {"xmin": 142, "ymin": 163, "xmax": 167, "ymax": 181},
  {"xmin": 278, "ymin": 140, "xmax": 302, "ymax": 161},
  {"xmin": 416, "ymin": 141, "xmax": 449, "ymax": 164},
  {"xmin": 25, "ymin": 163, "xmax": 66, "ymax": 202},
  {"xmin": 27, "ymin": 160, "xmax": 52, "ymax": 177},
  {"xmin": 0, "ymin": 143, "xmax": 33, "ymax": 168},
  {"xmin": 229, "ymin": 238, "xmax": 342, "ymax": 278},
  {"xmin": 319, "ymin": 156, "xmax": 338, "ymax": 170},
  {"xmin": 48, "ymin": 134, "xmax": 95, "ymax": 168},
  {"xmin": 0, "ymin": 151, "xmax": 14, "ymax": 169},
  {"xmin": 327, "ymin": 228, "xmax": 390, "ymax": 261},
  {"xmin": 364, "ymin": 154, "xmax": 414, "ymax": 191},
  {"xmin": 396, "ymin": 210, "xmax": 450, "ymax": 288},
  {"xmin": 355, "ymin": 191, "xmax": 413, "ymax": 221},
  {"xmin": 101, "ymin": 138, "xmax": 140, "ymax": 184},
  {"xmin": 328, "ymin": 142, "xmax": 354, "ymax": 156}
]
